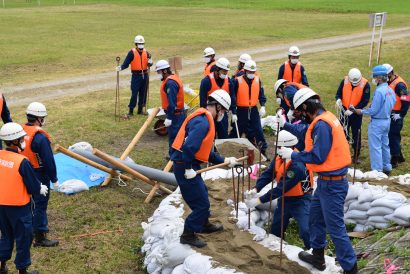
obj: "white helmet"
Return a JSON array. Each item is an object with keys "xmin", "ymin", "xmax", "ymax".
[
  {"xmin": 155, "ymin": 60, "xmax": 170, "ymax": 71},
  {"xmin": 26, "ymin": 102, "xmax": 47, "ymax": 117},
  {"xmin": 277, "ymin": 130, "xmax": 298, "ymax": 147},
  {"xmin": 208, "ymin": 89, "xmax": 231, "ymax": 110},
  {"xmin": 238, "ymin": 53, "xmax": 252, "ymax": 63},
  {"xmin": 0, "ymin": 122, "xmax": 26, "ymax": 141},
  {"xmin": 243, "ymin": 60, "xmax": 257, "ymax": 72},
  {"xmin": 134, "ymin": 35, "xmax": 145, "ymax": 44},
  {"xmin": 288, "ymin": 46, "xmax": 300, "ymax": 57},
  {"xmin": 216, "ymin": 57, "xmax": 230, "ymax": 71},
  {"xmin": 383, "ymin": 63, "xmax": 393, "ymax": 74},
  {"xmin": 293, "ymin": 88, "xmax": 318, "ymax": 110},
  {"xmin": 274, "ymin": 79, "xmax": 288, "ymax": 93},
  {"xmin": 348, "ymin": 68, "xmax": 362, "ymax": 85},
  {"xmin": 203, "ymin": 47, "xmax": 215, "ymax": 57}
]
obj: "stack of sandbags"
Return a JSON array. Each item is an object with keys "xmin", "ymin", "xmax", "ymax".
[
  {"xmin": 390, "ymin": 174, "xmax": 410, "ymax": 186},
  {"xmin": 347, "ymin": 168, "xmax": 389, "ymax": 180}
]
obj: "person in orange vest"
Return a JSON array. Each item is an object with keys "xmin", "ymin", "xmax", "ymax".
[
  {"xmin": 274, "ymin": 79, "xmax": 307, "ymax": 120},
  {"xmin": 229, "ymin": 60, "xmax": 268, "ymax": 158},
  {"xmin": 278, "ymin": 46, "xmax": 309, "ymax": 86},
  {"xmin": 0, "ymin": 93, "xmax": 13, "ymax": 150},
  {"xmin": 117, "ymin": 34, "xmax": 153, "ymax": 116},
  {"xmin": 384, "ymin": 64, "xmax": 409, "ymax": 167},
  {"xmin": 170, "ymin": 90, "xmax": 238, "ymax": 248},
  {"xmin": 200, "ymin": 57, "xmax": 236, "ymax": 139},
  {"xmin": 232, "ymin": 53, "xmax": 252, "ymax": 79},
  {"xmin": 0, "ymin": 122, "xmax": 48, "ymax": 274},
  {"xmin": 203, "ymin": 47, "xmax": 217, "ymax": 76},
  {"xmin": 245, "ymin": 130, "xmax": 313, "ymax": 250},
  {"xmin": 335, "ymin": 68, "xmax": 370, "ymax": 163},
  {"xmin": 278, "ymin": 88, "xmax": 357, "ymax": 274},
  {"xmin": 21, "ymin": 102, "xmax": 59, "ymax": 248},
  {"xmin": 155, "ymin": 60, "xmax": 186, "ymax": 155}
]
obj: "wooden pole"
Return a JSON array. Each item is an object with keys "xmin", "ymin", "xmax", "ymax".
[
  {"xmin": 93, "ymin": 148, "xmax": 172, "ymax": 194},
  {"xmin": 144, "ymin": 160, "xmax": 173, "ymax": 203},
  {"xmin": 54, "ymin": 145, "xmax": 132, "ymax": 182},
  {"xmin": 101, "ymin": 107, "xmax": 160, "ymax": 186}
]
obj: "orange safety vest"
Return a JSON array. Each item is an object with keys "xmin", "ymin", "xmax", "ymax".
[
  {"xmin": 160, "ymin": 74, "xmax": 185, "ymax": 110},
  {"xmin": 21, "ymin": 125, "xmax": 51, "ymax": 169},
  {"xmin": 283, "ymin": 61, "xmax": 302, "ymax": 84},
  {"xmin": 284, "ymin": 82, "xmax": 307, "ymax": 107},
  {"xmin": 305, "ymin": 111, "xmax": 351, "ymax": 172},
  {"xmin": 203, "ymin": 61, "xmax": 216, "ymax": 76},
  {"xmin": 130, "ymin": 48, "xmax": 148, "ymax": 71},
  {"xmin": 236, "ymin": 75, "xmax": 260, "ymax": 107},
  {"xmin": 0, "ymin": 150, "xmax": 31, "ymax": 206},
  {"xmin": 389, "ymin": 75, "xmax": 408, "ymax": 111},
  {"xmin": 274, "ymin": 151, "xmax": 314, "ymax": 197},
  {"xmin": 207, "ymin": 72, "xmax": 230, "ymax": 96},
  {"xmin": 172, "ymin": 108, "xmax": 215, "ymax": 163},
  {"xmin": 341, "ymin": 77, "xmax": 368, "ymax": 108},
  {"xmin": 0, "ymin": 93, "xmax": 3, "ymax": 114}
]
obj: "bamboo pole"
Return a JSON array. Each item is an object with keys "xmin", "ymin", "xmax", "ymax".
[
  {"xmin": 102, "ymin": 107, "xmax": 160, "ymax": 186},
  {"xmin": 144, "ymin": 160, "xmax": 173, "ymax": 203},
  {"xmin": 55, "ymin": 145, "xmax": 132, "ymax": 182},
  {"xmin": 93, "ymin": 148, "xmax": 172, "ymax": 194}
]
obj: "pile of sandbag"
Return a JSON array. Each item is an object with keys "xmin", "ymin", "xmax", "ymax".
[
  {"xmin": 390, "ymin": 174, "xmax": 410, "ymax": 186},
  {"xmin": 344, "ymin": 182, "xmax": 409, "ymax": 231},
  {"xmin": 347, "ymin": 168, "xmax": 388, "ymax": 180}
]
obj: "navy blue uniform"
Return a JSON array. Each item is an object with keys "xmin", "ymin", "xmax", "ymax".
[
  {"xmin": 0, "ymin": 95, "xmax": 13, "ymax": 150},
  {"xmin": 389, "ymin": 82, "xmax": 409, "ymax": 157}
]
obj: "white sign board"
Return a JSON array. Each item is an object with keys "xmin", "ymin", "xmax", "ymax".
[{"xmin": 368, "ymin": 12, "xmax": 387, "ymax": 28}]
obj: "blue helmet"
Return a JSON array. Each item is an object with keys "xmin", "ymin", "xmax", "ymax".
[{"xmin": 372, "ymin": 65, "xmax": 388, "ymax": 77}]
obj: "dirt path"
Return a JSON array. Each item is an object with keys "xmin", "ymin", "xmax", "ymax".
[{"xmin": 3, "ymin": 26, "xmax": 410, "ymax": 107}]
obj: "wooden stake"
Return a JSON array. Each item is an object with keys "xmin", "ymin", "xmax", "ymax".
[
  {"xmin": 195, "ymin": 156, "xmax": 248, "ymax": 174},
  {"xmin": 144, "ymin": 160, "xmax": 173, "ymax": 203}
]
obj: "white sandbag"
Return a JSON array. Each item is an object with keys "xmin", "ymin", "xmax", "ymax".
[
  {"xmin": 393, "ymin": 204, "xmax": 410, "ymax": 222},
  {"xmin": 344, "ymin": 218, "xmax": 356, "ymax": 225},
  {"xmin": 367, "ymin": 221, "xmax": 389, "ymax": 229},
  {"xmin": 183, "ymin": 253, "xmax": 212, "ymax": 274},
  {"xmin": 348, "ymin": 201, "xmax": 371, "ymax": 212},
  {"xmin": 368, "ymin": 216, "xmax": 388, "ymax": 223},
  {"xmin": 363, "ymin": 170, "xmax": 388, "ymax": 180},
  {"xmin": 357, "ymin": 189, "xmax": 373, "ymax": 203},
  {"xmin": 159, "ymin": 242, "xmax": 196, "ymax": 269},
  {"xmin": 344, "ymin": 198, "xmax": 356, "ymax": 209},
  {"xmin": 162, "ymin": 268, "xmax": 173, "ymax": 274},
  {"xmin": 371, "ymin": 194, "xmax": 406, "ymax": 210},
  {"xmin": 354, "ymin": 224, "xmax": 373, "ymax": 232},
  {"xmin": 59, "ymin": 179, "xmax": 89, "ymax": 194},
  {"xmin": 248, "ymin": 225, "xmax": 267, "ymax": 242},
  {"xmin": 68, "ymin": 141, "xmax": 93, "ymax": 152},
  {"xmin": 250, "ymin": 211, "xmax": 260, "ymax": 224},
  {"xmin": 346, "ymin": 184, "xmax": 362, "ymax": 201},
  {"xmin": 230, "ymin": 209, "xmax": 246, "ymax": 217},
  {"xmin": 256, "ymin": 220, "xmax": 265, "ymax": 228},
  {"xmin": 236, "ymin": 215, "xmax": 254, "ymax": 230},
  {"xmin": 171, "ymin": 265, "xmax": 184, "ymax": 274},
  {"xmin": 259, "ymin": 210, "xmax": 269, "ymax": 222},
  {"xmin": 367, "ymin": 207, "xmax": 394, "ymax": 216},
  {"xmin": 344, "ymin": 209, "xmax": 368, "ymax": 220},
  {"xmin": 206, "ymin": 267, "xmax": 237, "ymax": 274},
  {"xmin": 142, "ymin": 218, "xmax": 183, "ymax": 240},
  {"xmin": 152, "ymin": 205, "xmax": 184, "ymax": 221},
  {"xmin": 355, "ymin": 219, "xmax": 368, "ymax": 225}
]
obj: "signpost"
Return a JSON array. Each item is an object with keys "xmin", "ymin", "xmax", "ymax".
[{"xmin": 368, "ymin": 12, "xmax": 387, "ymax": 66}]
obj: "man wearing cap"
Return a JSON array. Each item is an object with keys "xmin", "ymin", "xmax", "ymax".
[
  {"xmin": 278, "ymin": 46, "xmax": 309, "ymax": 86},
  {"xmin": 0, "ymin": 93, "xmax": 13, "ymax": 150}
]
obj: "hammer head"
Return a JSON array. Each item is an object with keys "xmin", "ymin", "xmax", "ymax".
[{"xmin": 247, "ymin": 149, "xmax": 255, "ymax": 166}]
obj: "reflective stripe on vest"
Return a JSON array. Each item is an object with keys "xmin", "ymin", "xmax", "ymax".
[
  {"xmin": 21, "ymin": 125, "xmax": 51, "ymax": 169},
  {"xmin": 160, "ymin": 74, "xmax": 185, "ymax": 110},
  {"xmin": 203, "ymin": 61, "xmax": 216, "ymax": 76},
  {"xmin": 283, "ymin": 61, "xmax": 302, "ymax": 83},
  {"xmin": 0, "ymin": 150, "xmax": 30, "ymax": 206},
  {"xmin": 342, "ymin": 77, "xmax": 368, "ymax": 108},
  {"xmin": 171, "ymin": 108, "xmax": 215, "ymax": 163},
  {"xmin": 389, "ymin": 76, "xmax": 408, "ymax": 111},
  {"xmin": 207, "ymin": 73, "xmax": 230, "ymax": 96},
  {"xmin": 0, "ymin": 93, "xmax": 3, "ymax": 115},
  {"xmin": 236, "ymin": 75, "xmax": 260, "ymax": 107},
  {"xmin": 305, "ymin": 111, "xmax": 351, "ymax": 172},
  {"xmin": 130, "ymin": 48, "xmax": 148, "ymax": 71}
]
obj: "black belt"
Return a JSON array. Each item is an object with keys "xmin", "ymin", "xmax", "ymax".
[{"xmin": 131, "ymin": 70, "xmax": 148, "ymax": 74}]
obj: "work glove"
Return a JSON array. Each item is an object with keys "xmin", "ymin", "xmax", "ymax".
[
  {"xmin": 344, "ymin": 110, "xmax": 353, "ymax": 116},
  {"xmin": 287, "ymin": 109, "xmax": 295, "ymax": 122},
  {"xmin": 276, "ymin": 98, "xmax": 282, "ymax": 105},
  {"xmin": 277, "ymin": 147, "xmax": 293, "ymax": 160},
  {"xmin": 245, "ymin": 197, "xmax": 261, "ymax": 209},
  {"xmin": 225, "ymin": 157, "xmax": 239, "ymax": 168},
  {"xmin": 259, "ymin": 106, "xmax": 266, "ymax": 118},
  {"xmin": 116, "ymin": 66, "xmax": 122, "ymax": 72},
  {"xmin": 392, "ymin": 113, "xmax": 401, "ymax": 121},
  {"xmin": 40, "ymin": 184, "xmax": 48, "ymax": 196},
  {"xmin": 52, "ymin": 181, "xmax": 60, "ymax": 191},
  {"xmin": 184, "ymin": 169, "xmax": 197, "ymax": 179},
  {"xmin": 349, "ymin": 105, "xmax": 362, "ymax": 115},
  {"xmin": 336, "ymin": 98, "xmax": 343, "ymax": 109},
  {"xmin": 164, "ymin": 118, "xmax": 172, "ymax": 127},
  {"xmin": 231, "ymin": 114, "xmax": 238, "ymax": 123},
  {"xmin": 276, "ymin": 109, "xmax": 286, "ymax": 128},
  {"xmin": 244, "ymin": 189, "xmax": 258, "ymax": 200}
]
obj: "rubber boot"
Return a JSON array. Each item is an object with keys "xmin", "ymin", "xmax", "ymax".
[
  {"xmin": 391, "ymin": 156, "xmax": 399, "ymax": 168},
  {"xmin": 128, "ymin": 108, "xmax": 134, "ymax": 116},
  {"xmin": 298, "ymin": 248, "xmax": 326, "ymax": 271},
  {"xmin": 137, "ymin": 106, "xmax": 143, "ymax": 115},
  {"xmin": 343, "ymin": 263, "xmax": 358, "ymax": 274},
  {"xmin": 33, "ymin": 232, "xmax": 59, "ymax": 247},
  {"xmin": 201, "ymin": 221, "xmax": 224, "ymax": 234},
  {"xmin": 18, "ymin": 268, "xmax": 39, "ymax": 274},
  {"xmin": 0, "ymin": 261, "xmax": 8, "ymax": 274},
  {"xmin": 180, "ymin": 227, "xmax": 206, "ymax": 248},
  {"xmin": 399, "ymin": 152, "xmax": 405, "ymax": 163}
]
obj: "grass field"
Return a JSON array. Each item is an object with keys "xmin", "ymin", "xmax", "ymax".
[{"xmin": 2, "ymin": 1, "xmax": 410, "ymax": 273}]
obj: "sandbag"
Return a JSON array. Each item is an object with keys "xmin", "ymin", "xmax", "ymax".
[
  {"xmin": 371, "ymin": 196, "xmax": 406, "ymax": 210},
  {"xmin": 183, "ymin": 253, "xmax": 212, "ymax": 274},
  {"xmin": 162, "ymin": 268, "xmax": 173, "ymax": 274},
  {"xmin": 59, "ymin": 179, "xmax": 89, "ymax": 194},
  {"xmin": 171, "ymin": 265, "xmax": 184, "ymax": 274},
  {"xmin": 348, "ymin": 201, "xmax": 371, "ymax": 212},
  {"xmin": 393, "ymin": 204, "xmax": 410, "ymax": 222},
  {"xmin": 344, "ymin": 209, "xmax": 368, "ymax": 220},
  {"xmin": 367, "ymin": 221, "xmax": 389, "ymax": 229},
  {"xmin": 159, "ymin": 242, "xmax": 196, "ymax": 269},
  {"xmin": 367, "ymin": 206, "xmax": 394, "ymax": 216},
  {"xmin": 346, "ymin": 184, "xmax": 362, "ymax": 201},
  {"xmin": 206, "ymin": 268, "xmax": 237, "ymax": 274},
  {"xmin": 248, "ymin": 225, "xmax": 267, "ymax": 242},
  {"xmin": 368, "ymin": 215, "xmax": 387, "ymax": 223},
  {"xmin": 344, "ymin": 218, "xmax": 356, "ymax": 225}
]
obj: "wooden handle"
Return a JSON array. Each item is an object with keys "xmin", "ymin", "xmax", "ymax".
[
  {"xmin": 196, "ymin": 156, "xmax": 248, "ymax": 174},
  {"xmin": 54, "ymin": 144, "xmax": 132, "ymax": 182}
]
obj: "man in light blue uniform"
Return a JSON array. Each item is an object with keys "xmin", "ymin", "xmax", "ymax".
[{"xmin": 351, "ymin": 65, "xmax": 396, "ymax": 175}]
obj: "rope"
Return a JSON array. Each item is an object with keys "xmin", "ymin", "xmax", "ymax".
[
  {"xmin": 132, "ymin": 187, "xmax": 162, "ymax": 196},
  {"xmin": 335, "ymin": 104, "xmax": 353, "ymax": 144},
  {"xmin": 112, "ymin": 175, "xmax": 127, "ymax": 187}
]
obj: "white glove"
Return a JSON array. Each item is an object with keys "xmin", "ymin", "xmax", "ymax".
[
  {"xmin": 245, "ymin": 197, "xmax": 261, "ymax": 209},
  {"xmin": 287, "ymin": 109, "xmax": 294, "ymax": 122},
  {"xmin": 184, "ymin": 169, "xmax": 197, "ymax": 179},
  {"xmin": 40, "ymin": 184, "xmax": 48, "ymax": 196},
  {"xmin": 164, "ymin": 118, "xmax": 172, "ymax": 127},
  {"xmin": 244, "ymin": 189, "xmax": 258, "ymax": 200},
  {"xmin": 277, "ymin": 147, "xmax": 293, "ymax": 160},
  {"xmin": 116, "ymin": 66, "xmax": 122, "ymax": 72},
  {"xmin": 259, "ymin": 106, "xmax": 266, "ymax": 118},
  {"xmin": 276, "ymin": 110, "xmax": 286, "ymax": 128},
  {"xmin": 344, "ymin": 110, "xmax": 353, "ymax": 116},
  {"xmin": 336, "ymin": 98, "xmax": 343, "ymax": 108},
  {"xmin": 52, "ymin": 181, "xmax": 60, "ymax": 190},
  {"xmin": 392, "ymin": 113, "xmax": 401, "ymax": 121},
  {"xmin": 231, "ymin": 114, "xmax": 238, "ymax": 123},
  {"xmin": 225, "ymin": 157, "xmax": 238, "ymax": 167},
  {"xmin": 276, "ymin": 98, "xmax": 282, "ymax": 105}
]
